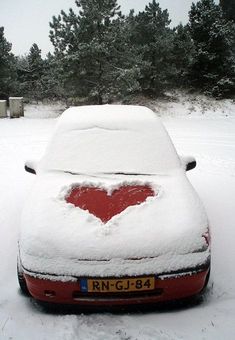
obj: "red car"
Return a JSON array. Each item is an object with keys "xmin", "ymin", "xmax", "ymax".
[{"xmin": 18, "ymin": 105, "xmax": 210, "ymax": 307}]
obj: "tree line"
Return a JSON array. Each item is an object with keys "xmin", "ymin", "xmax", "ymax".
[{"xmin": 0, "ymin": 0, "xmax": 235, "ymax": 104}]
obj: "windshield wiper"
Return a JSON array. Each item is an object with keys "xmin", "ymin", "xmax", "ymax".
[
  {"xmin": 61, "ymin": 170, "xmax": 155, "ymax": 177},
  {"xmin": 107, "ymin": 172, "xmax": 153, "ymax": 176}
]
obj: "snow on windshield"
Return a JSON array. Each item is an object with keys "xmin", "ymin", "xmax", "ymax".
[{"xmin": 39, "ymin": 105, "xmax": 181, "ymax": 174}]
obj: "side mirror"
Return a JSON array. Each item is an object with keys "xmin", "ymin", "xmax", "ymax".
[
  {"xmin": 24, "ymin": 160, "xmax": 37, "ymax": 175},
  {"xmin": 180, "ymin": 156, "xmax": 196, "ymax": 171},
  {"xmin": 186, "ymin": 159, "xmax": 196, "ymax": 171}
]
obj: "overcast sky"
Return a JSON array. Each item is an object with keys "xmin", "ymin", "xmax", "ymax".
[{"xmin": 0, "ymin": 0, "xmax": 219, "ymax": 57}]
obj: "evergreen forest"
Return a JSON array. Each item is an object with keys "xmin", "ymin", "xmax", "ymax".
[{"xmin": 0, "ymin": 0, "xmax": 235, "ymax": 104}]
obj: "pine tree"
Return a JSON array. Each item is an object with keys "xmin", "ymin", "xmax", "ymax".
[
  {"xmin": 27, "ymin": 43, "xmax": 44, "ymax": 81},
  {"xmin": 40, "ymin": 52, "xmax": 64, "ymax": 99},
  {"xmin": 0, "ymin": 27, "xmax": 16, "ymax": 99},
  {"xmin": 220, "ymin": 0, "xmax": 235, "ymax": 22},
  {"xmin": 49, "ymin": 0, "xmax": 140, "ymax": 103},
  {"xmin": 171, "ymin": 24, "xmax": 195, "ymax": 86},
  {"xmin": 17, "ymin": 44, "xmax": 45, "ymax": 100},
  {"xmin": 129, "ymin": 1, "xmax": 173, "ymax": 95},
  {"xmin": 189, "ymin": 0, "xmax": 235, "ymax": 97}
]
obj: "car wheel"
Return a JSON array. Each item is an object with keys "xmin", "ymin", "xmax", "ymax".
[{"xmin": 17, "ymin": 257, "xmax": 30, "ymax": 296}]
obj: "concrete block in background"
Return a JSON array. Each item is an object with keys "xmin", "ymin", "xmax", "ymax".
[
  {"xmin": 9, "ymin": 97, "xmax": 24, "ymax": 118},
  {"xmin": 0, "ymin": 100, "xmax": 7, "ymax": 118}
]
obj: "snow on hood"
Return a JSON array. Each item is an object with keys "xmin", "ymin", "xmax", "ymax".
[{"xmin": 20, "ymin": 170, "xmax": 209, "ymax": 275}]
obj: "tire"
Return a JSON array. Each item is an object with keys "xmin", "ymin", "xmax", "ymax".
[{"xmin": 17, "ymin": 257, "xmax": 30, "ymax": 296}]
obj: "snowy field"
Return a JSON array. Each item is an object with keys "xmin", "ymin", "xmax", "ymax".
[{"xmin": 0, "ymin": 102, "xmax": 235, "ymax": 339}]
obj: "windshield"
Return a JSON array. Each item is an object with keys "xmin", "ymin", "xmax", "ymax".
[{"xmin": 39, "ymin": 124, "xmax": 181, "ymax": 175}]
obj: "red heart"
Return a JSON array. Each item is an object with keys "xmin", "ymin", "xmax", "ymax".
[{"xmin": 66, "ymin": 185, "xmax": 155, "ymax": 223}]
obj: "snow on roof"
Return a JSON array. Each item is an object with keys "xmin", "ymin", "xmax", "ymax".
[
  {"xmin": 39, "ymin": 105, "xmax": 181, "ymax": 175},
  {"xmin": 55, "ymin": 105, "xmax": 160, "ymax": 132}
]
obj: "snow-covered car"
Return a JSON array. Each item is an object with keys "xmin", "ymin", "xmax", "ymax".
[{"xmin": 18, "ymin": 105, "xmax": 210, "ymax": 307}]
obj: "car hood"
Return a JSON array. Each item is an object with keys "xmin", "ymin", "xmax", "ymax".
[{"xmin": 20, "ymin": 170, "xmax": 208, "ymax": 269}]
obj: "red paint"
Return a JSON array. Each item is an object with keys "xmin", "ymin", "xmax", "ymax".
[
  {"xmin": 66, "ymin": 185, "xmax": 155, "ymax": 223},
  {"xmin": 24, "ymin": 269, "xmax": 209, "ymax": 306}
]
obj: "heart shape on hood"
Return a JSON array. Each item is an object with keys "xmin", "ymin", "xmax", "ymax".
[{"xmin": 66, "ymin": 185, "xmax": 155, "ymax": 223}]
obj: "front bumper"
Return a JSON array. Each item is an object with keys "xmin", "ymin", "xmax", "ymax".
[{"xmin": 24, "ymin": 267, "xmax": 210, "ymax": 306}]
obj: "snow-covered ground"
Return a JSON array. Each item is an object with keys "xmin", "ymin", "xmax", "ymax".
[{"xmin": 0, "ymin": 100, "xmax": 235, "ymax": 339}]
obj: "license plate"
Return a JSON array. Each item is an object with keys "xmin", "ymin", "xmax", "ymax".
[{"xmin": 81, "ymin": 277, "xmax": 155, "ymax": 293}]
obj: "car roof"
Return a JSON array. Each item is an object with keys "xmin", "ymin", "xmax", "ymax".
[
  {"xmin": 40, "ymin": 105, "xmax": 181, "ymax": 175},
  {"xmin": 56, "ymin": 105, "xmax": 161, "ymax": 133}
]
